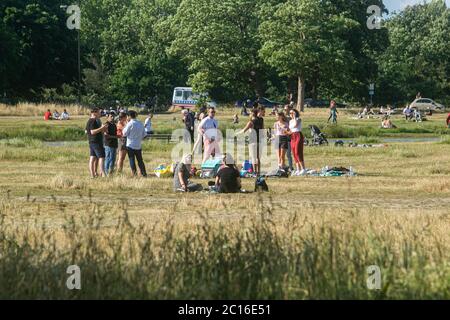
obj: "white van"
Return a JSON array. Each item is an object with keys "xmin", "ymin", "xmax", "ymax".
[{"xmin": 172, "ymin": 87, "xmax": 216, "ymax": 109}]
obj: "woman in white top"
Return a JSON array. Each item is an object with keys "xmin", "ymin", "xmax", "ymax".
[{"xmin": 286, "ymin": 109, "xmax": 306, "ymax": 176}]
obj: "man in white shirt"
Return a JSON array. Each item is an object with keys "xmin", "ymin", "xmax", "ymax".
[
  {"xmin": 144, "ymin": 113, "xmax": 153, "ymax": 136},
  {"xmin": 123, "ymin": 110, "xmax": 147, "ymax": 177},
  {"xmin": 198, "ymin": 107, "xmax": 220, "ymax": 162},
  {"xmin": 403, "ymin": 105, "xmax": 412, "ymax": 120},
  {"xmin": 60, "ymin": 109, "xmax": 70, "ymax": 120}
]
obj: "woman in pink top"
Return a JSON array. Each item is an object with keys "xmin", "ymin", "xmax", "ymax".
[{"xmin": 273, "ymin": 112, "xmax": 289, "ymax": 169}]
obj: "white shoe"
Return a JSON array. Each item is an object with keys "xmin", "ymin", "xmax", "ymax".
[
  {"xmin": 299, "ymin": 169, "xmax": 307, "ymax": 176},
  {"xmin": 291, "ymin": 170, "xmax": 299, "ymax": 177}
]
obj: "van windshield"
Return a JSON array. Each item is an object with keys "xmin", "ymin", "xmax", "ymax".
[{"xmin": 183, "ymin": 91, "xmax": 193, "ymax": 100}]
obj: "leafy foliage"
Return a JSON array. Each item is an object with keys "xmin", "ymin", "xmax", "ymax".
[{"xmin": 0, "ymin": 0, "xmax": 448, "ymax": 106}]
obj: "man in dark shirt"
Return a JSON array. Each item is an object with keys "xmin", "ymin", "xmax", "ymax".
[
  {"xmin": 173, "ymin": 154, "xmax": 203, "ymax": 192},
  {"xmin": 86, "ymin": 107, "xmax": 108, "ymax": 178},
  {"xmin": 252, "ymin": 107, "xmax": 265, "ymax": 174},
  {"xmin": 215, "ymin": 154, "xmax": 241, "ymax": 193},
  {"xmin": 104, "ymin": 113, "xmax": 118, "ymax": 175},
  {"xmin": 184, "ymin": 109, "xmax": 196, "ymax": 144}
]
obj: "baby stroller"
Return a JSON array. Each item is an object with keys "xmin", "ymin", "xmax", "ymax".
[{"xmin": 309, "ymin": 125, "xmax": 329, "ymax": 146}]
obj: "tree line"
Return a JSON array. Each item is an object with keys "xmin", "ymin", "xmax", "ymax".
[{"xmin": 0, "ymin": 0, "xmax": 448, "ymax": 108}]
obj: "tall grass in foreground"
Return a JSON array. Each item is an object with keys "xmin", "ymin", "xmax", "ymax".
[{"xmin": 0, "ymin": 196, "xmax": 449, "ymax": 300}]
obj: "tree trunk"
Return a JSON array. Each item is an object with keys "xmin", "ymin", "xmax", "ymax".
[{"xmin": 297, "ymin": 75, "xmax": 305, "ymax": 112}]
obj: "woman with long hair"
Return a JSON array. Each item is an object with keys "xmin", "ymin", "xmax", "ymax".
[
  {"xmin": 274, "ymin": 112, "xmax": 289, "ymax": 170},
  {"xmin": 287, "ymin": 109, "xmax": 306, "ymax": 176}
]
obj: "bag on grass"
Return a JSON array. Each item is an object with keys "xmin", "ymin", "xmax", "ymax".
[
  {"xmin": 154, "ymin": 165, "xmax": 173, "ymax": 178},
  {"xmin": 255, "ymin": 176, "xmax": 269, "ymax": 192}
]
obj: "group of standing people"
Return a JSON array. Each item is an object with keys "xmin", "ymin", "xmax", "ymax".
[
  {"xmin": 272, "ymin": 107, "xmax": 306, "ymax": 176},
  {"xmin": 238, "ymin": 103, "xmax": 306, "ymax": 176},
  {"xmin": 85, "ymin": 107, "xmax": 148, "ymax": 178}
]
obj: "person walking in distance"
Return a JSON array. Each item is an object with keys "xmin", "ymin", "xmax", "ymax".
[{"xmin": 123, "ymin": 111, "xmax": 147, "ymax": 177}]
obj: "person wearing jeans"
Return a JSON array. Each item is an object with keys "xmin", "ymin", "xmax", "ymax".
[
  {"xmin": 104, "ymin": 114, "xmax": 118, "ymax": 175},
  {"xmin": 123, "ymin": 110, "xmax": 147, "ymax": 177},
  {"xmin": 127, "ymin": 148, "xmax": 146, "ymax": 177}
]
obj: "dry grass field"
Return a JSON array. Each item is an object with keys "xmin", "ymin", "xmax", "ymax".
[{"xmin": 0, "ymin": 104, "xmax": 449, "ymax": 299}]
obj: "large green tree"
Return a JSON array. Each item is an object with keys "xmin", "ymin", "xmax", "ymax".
[
  {"xmin": 0, "ymin": 0, "xmax": 78, "ymax": 100},
  {"xmin": 81, "ymin": 0, "xmax": 186, "ymax": 105},
  {"xmin": 259, "ymin": 0, "xmax": 361, "ymax": 110},
  {"xmin": 378, "ymin": 0, "xmax": 450, "ymax": 105},
  {"xmin": 170, "ymin": 0, "xmax": 283, "ymax": 101}
]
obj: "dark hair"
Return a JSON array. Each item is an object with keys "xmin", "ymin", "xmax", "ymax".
[
  {"xmin": 277, "ymin": 111, "xmax": 287, "ymax": 122},
  {"xmin": 258, "ymin": 106, "xmax": 265, "ymax": 114},
  {"xmin": 128, "ymin": 110, "xmax": 137, "ymax": 119},
  {"xmin": 208, "ymin": 107, "xmax": 215, "ymax": 112},
  {"xmin": 90, "ymin": 107, "xmax": 99, "ymax": 114},
  {"xmin": 119, "ymin": 112, "xmax": 127, "ymax": 119},
  {"xmin": 290, "ymin": 109, "xmax": 300, "ymax": 119},
  {"xmin": 251, "ymin": 108, "xmax": 259, "ymax": 120}
]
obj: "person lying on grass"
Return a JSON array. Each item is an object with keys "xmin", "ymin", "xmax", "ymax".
[
  {"xmin": 174, "ymin": 154, "xmax": 203, "ymax": 193},
  {"xmin": 214, "ymin": 153, "xmax": 241, "ymax": 194}
]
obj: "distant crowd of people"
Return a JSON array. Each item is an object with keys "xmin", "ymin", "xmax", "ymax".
[{"xmin": 57, "ymin": 91, "xmax": 448, "ymax": 192}]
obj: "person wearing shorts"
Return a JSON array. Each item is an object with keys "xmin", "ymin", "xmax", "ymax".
[
  {"xmin": 287, "ymin": 109, "xmax": 306, "ymax": 176},
  {"xmin": 274, "ymin": 112, "xmax": 289, "ymax": 169},
  {"xmin": 86, "ymin": 107, "xmax": 108, "ymax": 178}
]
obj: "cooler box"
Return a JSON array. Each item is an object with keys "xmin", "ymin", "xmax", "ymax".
[{"xmin": 200, "ymin": 158, "xmax": 223, "ymax": 179}]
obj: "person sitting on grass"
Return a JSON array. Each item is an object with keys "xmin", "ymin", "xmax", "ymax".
[
  {"xmin": 403, "ymin": 105, "xmax": 413, "ymax": 120},
  {"xmin": 174, "ymin": 154, "xmax": 203, "ymax": 192},
  {"xmin": 381, "ymin": 116, "xmax": 397, "ymax": 129},
  {"xmin": 215, "ymin": 153, "xmax": 241, "ymax": 194},
  {"xmin": 60, "ymin": 109, "xmax": 70, "ymax": 120},
  {"xmin": 53, "ymin": 110, "xmax": 60, "ymax": 120},
  {"xmin": 327, "ymin": 100, "xmax": 338, "ymax": 124},
  {"xmin": 44, "ymin": 109, "xmax": 52, "ymax": 121}
]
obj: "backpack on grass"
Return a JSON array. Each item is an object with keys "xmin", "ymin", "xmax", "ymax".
[{"xmin": 255, "ymin": 176, "xmax": 269, "ymax": 192}]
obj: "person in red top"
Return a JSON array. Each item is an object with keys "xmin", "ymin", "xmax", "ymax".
[
  {"xmin": 44, "ymin": 109, "xmax": 52, "ymax": 120},
  {"xmin": 446, "ymin": 113, "xmax": 450, "ymax": 128}
]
